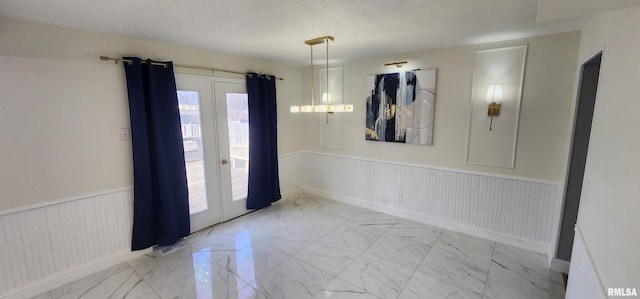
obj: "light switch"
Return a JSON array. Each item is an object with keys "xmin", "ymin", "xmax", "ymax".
[{"xmin": 120, "ymin": 128, "xmax": 131, "ymax": 140}]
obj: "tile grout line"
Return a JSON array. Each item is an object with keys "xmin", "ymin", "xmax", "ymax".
[
  {"xmin": 396, "ymin": 228, "xmax": 444, "ymax": 297},
  {"xmin": 326, "ymin": 222, "xmax": 425, "ymax": 297},
  {"xmin": 147, "ymin": 280, "xmax": 162, "ymax": 299},
  {"xmin": 279, "ymin": 196, "xmax": 370, "ymax": 258},
  {"xmin": 194, "ymin": 209, "xmax": 295, "ymax": 292},
  {"xmin": 135, "ymin": 244, "xmax": 208, "ymax": 296},
  {"xmin": 226, "ymin": 195, "xmax": 355, "ymax": 297},
  {"xmin": 50, "ymin": 263, "xmax": 133, "ymax": 297},
  {"xmin": 306, "ymin": 202, "xmax": 392, "ymax": 296},
  {"xmin": 482, "ymin": 241, "xmax": 498, "ymax": 298},
  {"xmin": 396, "ymin": 238, "xmax": 436, "ymax": 297},
  {"xmin": 220, "ymin": 240, "xmax": 290, "ymax": 287},
  {"xmin": 254, "ymin": 208, "xmax": 344, "ymax": 259},
  {"xmin": 432, "ymin": 230, "xmax": 495, "ymax": 267},
  {"xmin": 325, "ymin": 198, "xmax": 443, "ymax": 297},
  {"xmin": 180, "ymin": 213, "xmax": 292, "ymax": 297},
  {"xmin": 322, "ymin": 232, "xmax": 386, "ymax": 296}
]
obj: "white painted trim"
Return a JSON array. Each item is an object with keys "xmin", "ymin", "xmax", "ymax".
[
  {"xmin": 302, "ymin": 185, "xmax": 549, "ymax": 255},
  {"xmin": 551, "ymin": 257, "xmax": 570, "ymax": 273},
  {"xmin": 0, "ymin": 187, "xmax": 134, "ymax": 216},
  {"xmin": 550, "ymin": 48, "xmax": 605, "ymax": 268},
  {"xmin": 278, "ymin": 151, "xmax": 305, "ymax": 159},
  {"xmin": 279, "ymin": 188, "xmax": 302, "ymax": 200},
  {"xmin": 0, "ymin": 248, "xmax": 150, "ymax": 299},
  {"xmin": 548, "ymin": 189, "xmax": 568, "ymax": 268},
  {"xmin": 300, "ymin": 150, "xmax": 561, "ymax": 185},
  {"xmin": 572, "ymin": 225, "xmax": 606, "ymax": 296},
  {"xmin": 465, "ymin": 45, "xmax": 528, "ymax": 169}
]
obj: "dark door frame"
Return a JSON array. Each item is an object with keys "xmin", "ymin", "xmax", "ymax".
[{"xmin": 554, "ymin": 51, "xmax": 602, "ymax": 269}]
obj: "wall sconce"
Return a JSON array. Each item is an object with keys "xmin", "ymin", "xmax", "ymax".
[
  {"xmin": 384, "ymin": 61, "xmax": 408, "ymax": 68},
  {"xmin": 486, "ymin": 84, "xmax": 502, "ymax": 131}
]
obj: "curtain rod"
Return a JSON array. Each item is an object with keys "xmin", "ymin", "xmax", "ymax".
[{"xmin": 99, "ymin": 56, "xmax": 284, "ymax": 81}]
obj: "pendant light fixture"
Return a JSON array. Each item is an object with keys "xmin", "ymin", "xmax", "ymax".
[{"xmin": 290, "ymin": 36, "xmax": 353, "ymax": 113}]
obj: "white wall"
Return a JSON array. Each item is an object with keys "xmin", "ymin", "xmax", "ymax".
[
  {"xmin": 300, "ymin": 32, "xmax": 580, "ymax": 182},
  {"xmin": 0, "ymin": 16, "xmax": 303, "ymax": 211},
  {"xmin": 293, "ymin": 32, "xmax": 581, "ymax": 260},
  {"xmin": 0, "ymin": 13, "xmax": 603, "ymax": 296},
  {"xmin": 566, "ymin": 7, "xmax": 640, "ymax": 296},
  {"xmin": 0, "ymin": 16, "xmax": 304, "ymax": 296}
]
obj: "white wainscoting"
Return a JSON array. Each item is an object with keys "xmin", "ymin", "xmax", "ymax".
[
  {"xmin": 0, "ymin": 188, "xmax": 136, "ymax": 298},
  {"xmin": 0, "ymin": 152, "xmax": 563, "ymax": 296},
  {"xmin": 300, "ymin": 151, "xmax": 561, "ymax": 254},
  {"xmin": 0, "ymin": 153, "xmax": 302, "ymax": 298},
  {"xmin": 566, "ymin": 226, "xmax": 606, "ymax": 299},
  {"xmin": 278, "ymin": 152, "xmax": 304, "ymax": 195}
]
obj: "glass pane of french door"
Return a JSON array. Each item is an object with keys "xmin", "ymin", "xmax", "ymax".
[
  {"xmin": 225, "ymin": 93, "xmax": 249, "ymax": 201},
  {"xmin": 214, "ymin": 82, "xmax": 250, "ymax": 221},
  {"xmin": 175, "ymin": 74, "xmax": 223, "ymax": 233},
  {"xmin": 177, "ymin": 91, "xmax": 207, "ymax": 214}
]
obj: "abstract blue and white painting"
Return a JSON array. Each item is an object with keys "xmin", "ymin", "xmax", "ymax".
[{"xmin": 365, "ymin": 69, "xmax": 437, "ymax": 145}]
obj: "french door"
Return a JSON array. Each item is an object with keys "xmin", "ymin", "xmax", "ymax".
[{"xmin": 175, "ymin": 74, "xmax": 250, "ymax": 233}]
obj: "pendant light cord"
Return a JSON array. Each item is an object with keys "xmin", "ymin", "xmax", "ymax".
[
  {"xmin": 326, "ymin": 38, "xmax": 329, "ymax": 105},
  {"xmin": 310, "ymin": 45, "xmax": 315, "ymax": 108},
  {"xmin": 326, "ymin": 38, "xmax": 330, "ymax": 123}
]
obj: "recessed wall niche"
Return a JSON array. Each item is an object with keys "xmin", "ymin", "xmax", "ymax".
[{"xmin": 466, "ymin": 45, "xmax": 528, "ymax": 168}]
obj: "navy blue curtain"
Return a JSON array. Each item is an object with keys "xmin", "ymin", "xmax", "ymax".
[
  {"xmin": 123, "ymin": 57, "xmax": 190, "ymax": 251},
  {"xmin": 246, "ymin": 73, "xmax": 281, "ymax": 209}
]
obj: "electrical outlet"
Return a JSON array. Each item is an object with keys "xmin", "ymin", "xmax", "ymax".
[{"xmin": 120, "ymin": 128, "xmax": 131, "ymax": 140}]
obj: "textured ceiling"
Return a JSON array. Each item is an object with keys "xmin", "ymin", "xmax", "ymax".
[
  {"xmin": 0, "ymin": 0, "xmax": 593, "ymax": 64},
  {"xmin": 537, "ymin": 0, "xmax": 640, "ymax": 22}
]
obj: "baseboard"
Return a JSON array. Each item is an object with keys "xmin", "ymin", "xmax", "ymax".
[
  {"xmin": 302, "ymin": 186, "xmax": 550, "ymax": 256},
  {"xmin": 281, "ymin": 188, "xmax": 304, "ymax": 199},
  {"xmin": 1, "ymin": 248, "xmax": 150, "ymax": 299},
  {"xmin": 551, "ymin": 257, "xmax": 571, "ymax": 274}
]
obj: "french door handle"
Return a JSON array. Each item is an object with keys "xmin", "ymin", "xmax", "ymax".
[{"xmin": 221, "ymin": 159, "xmax": 228, "ymax": 165}]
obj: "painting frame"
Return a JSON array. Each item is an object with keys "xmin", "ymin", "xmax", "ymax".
[{"xmin": 365, "ymin": 69, "xmax": 437, "ymax": 145}]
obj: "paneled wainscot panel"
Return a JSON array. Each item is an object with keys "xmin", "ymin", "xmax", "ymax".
[{"xmin": 0, "ymin": 189, "xmax": 133, "ymax": 296}]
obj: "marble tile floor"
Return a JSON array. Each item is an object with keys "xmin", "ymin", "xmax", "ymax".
[{"xmin": 33, "ymin": 193, "xmax": 565, "ymax": 299}]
